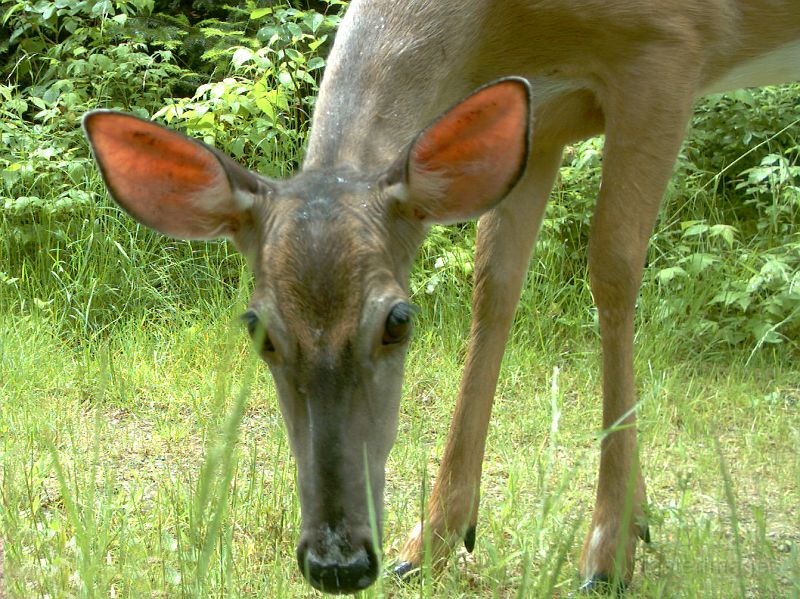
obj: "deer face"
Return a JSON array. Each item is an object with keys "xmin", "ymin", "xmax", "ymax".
[
  {"xmin": 83, "ymin": 78, "xmax": 529, "ymax": 593},
  {"xmin": 243, "ymin": 171, "xmax": 421, "ymax": 591}
]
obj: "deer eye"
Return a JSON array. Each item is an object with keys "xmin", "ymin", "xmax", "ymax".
[
  {"xmin": 383, "ymin": 302, "xmax": 416, "ymax": 345},
  {"xmin": 241, "ymin": 310, "xmax": 275, "ymax": 354}
]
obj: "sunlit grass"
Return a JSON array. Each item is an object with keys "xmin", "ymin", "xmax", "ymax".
[
  {"xmin": 1, "ymin": 288, "xmax": 798, "ymax": 597},
  {"xmin": 1, "ymin": 96, "xmax": 798, "ymax": 596}
]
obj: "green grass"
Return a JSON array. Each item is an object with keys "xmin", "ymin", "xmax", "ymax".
[
  {"xmin": 1, "ymin": 84, "xmax": 798, "ymax": 597},
  {"xmin": 2, "ymin": 2, "xmax": 797, "ymax": 593},
  {"xmin": 1, "ymin": 268, "xmax": 798, "ymax": 597}
]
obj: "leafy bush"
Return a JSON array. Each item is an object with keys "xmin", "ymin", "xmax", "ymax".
[
  {"xmin": 154, "ymin": 3, "xmax": 343, "ymax": 175},
  {"xmin": 0, "ymin": 0, "xmax": 797, "ymax": 353},
  {"xmin": 0, "ymin": 0, "xmax": 345, "ymax": 336},
  {"xmin": 1, "ymin": 0, "xmax": 343, "ymax": 205},
  {"xmin": 413, "ymin": 86, "xmax": 800, "ymax": 352}
]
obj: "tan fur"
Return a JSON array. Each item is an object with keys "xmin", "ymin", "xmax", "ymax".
[
  {"xmin": 84, "ymin": 1, "xmax": 799, "ymax": 590},
  {"xmin": 303, "ymin": 0, "xmax": 800, "ymax": 586}
]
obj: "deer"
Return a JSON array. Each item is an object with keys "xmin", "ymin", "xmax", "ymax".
[{"xmin": 82, "ymin": 0, "xmax": 800, "ymax": 594}]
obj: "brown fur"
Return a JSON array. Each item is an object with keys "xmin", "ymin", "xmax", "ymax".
[
  {"xmin": 84, "ymin": 0, "xmax": 800, "ymax": 591},
  {"xmin": 302, "ymin": 0, "xmax": 800, "ymax": 586}
]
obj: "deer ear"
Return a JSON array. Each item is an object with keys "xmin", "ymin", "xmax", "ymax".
[
  {"xmin": 389, "ymin": 77, "xmax": 531, "ymax": 224},
  {"xmin": 83, "ymin": 111, "xmax": 260, "ymax": 240}
]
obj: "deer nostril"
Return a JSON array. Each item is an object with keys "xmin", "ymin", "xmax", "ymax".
[{"xmin": 297, "ymin": 539, "xmax": 378, "ymax": 594}]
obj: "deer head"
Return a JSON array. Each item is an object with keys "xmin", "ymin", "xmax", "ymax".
[{"xmin": 83, "ymin": 78, "xmax": 530, "ymax": 593}]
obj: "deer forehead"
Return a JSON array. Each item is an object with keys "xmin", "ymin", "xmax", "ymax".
[{"xmin": 254, "ymin": 174, "xmax": 396, "ymax": 347}]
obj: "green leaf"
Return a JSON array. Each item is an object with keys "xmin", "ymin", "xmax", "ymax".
[
  {"xmin": 304, "ymin": 12, "xmax": 324, "ymax": 33},
  {"xmin": 309, "ymin": 34, "xmax": 328, "ymax": 51},
  {"xmin": 684, "ymin": 253, "xmax": 718, "ymax": 274},
  {"xmin": 710, "ymin": 290, "xmax": 752, "ymax": 311},
  {"xmin": 278, "ymin": 71, "xmax": 294, "ymax": 88},
  {"xmin": 681, "ymin": 222, "xmax": 710, "ymax": 238},
  {"xmin": 286, "ymin": 22, "xmax": 303, "ymax": 39},
  {"xmin": 251, "ymin": 7, "xmax": 273, "ymax": 19},
  {"xmin": 285, "ymin": 48, "xmax": 305, "ymax": 64},
  {"xmin": 232, "ymin": 47, "xmax": 254, "ymax": 66},
  {"xmin": 709, "ymin": 224, "xmax": 737, "ymax": 247},
  {"xmin": 255, "ymin": 98, "xmax": 276, "ymax": 122},
  {"xmin": 656, "ymin": 266, "xmax": 687, "ymax": 284},
  {"xmin": 229, "ymin": 138, "xmax": 246, "ymax": 157}
]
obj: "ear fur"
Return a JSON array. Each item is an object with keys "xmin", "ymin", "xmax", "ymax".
[
  {"xmin": 83, "ymin": 110, "xmax": 262, "ymax": 240},
  {"xmin": 388, "ymin": 77, "xmax": 532, "ymax": 224}
]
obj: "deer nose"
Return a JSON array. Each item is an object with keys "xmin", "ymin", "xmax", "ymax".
[{"xmin": 296, "ymin": 535, "xmax": 378, "ymax": 594}]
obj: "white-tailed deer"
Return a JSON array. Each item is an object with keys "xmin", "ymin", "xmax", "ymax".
[{"xmin": 83, "ymin": 0, "xmax": 800, "ymax": 593}]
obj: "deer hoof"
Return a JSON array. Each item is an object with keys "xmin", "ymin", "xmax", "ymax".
[
  {"xmin": 393, "ymin": 561, "xmax": 419, "ymax": 582},
  {"xmin": 579, "ymin": 574, "xmax": 626, "ymax": 595},
  {"xmin": 464, "ymin": 525, "xmax": 476, "ymax": 553}
]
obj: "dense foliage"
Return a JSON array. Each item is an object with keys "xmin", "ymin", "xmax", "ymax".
[
  {"xmin": 1, "ymin": 0, "xmax": 343, "ymax": 334},
  {"xmin": 1, "ymin": 0, "xmax": 798, "ymax": 352}
]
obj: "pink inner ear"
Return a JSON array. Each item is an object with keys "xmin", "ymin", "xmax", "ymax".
[
  {"xmin": 84, "ymin": 112, "xmax": 235, "ymax": 239},
  {"xmin": 408, "ymin": 79, "xmax": 530, "ymax": 223}
]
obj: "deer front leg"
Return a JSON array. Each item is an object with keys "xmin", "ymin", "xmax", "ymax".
[
  {"xmin": 580, "ymin": 67, "xmax": 696, "ymax": 591},
  {"xmin": 395, "ymin": 146, "xmax": 564, "ymax": 577}
]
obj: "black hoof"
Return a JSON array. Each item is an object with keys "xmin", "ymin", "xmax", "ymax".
[
  {"xmin": 464, "ymin": 525, "xmax": 476, "ymax": 553},
  {"xmin": 579, "ymin": 574, "xmax": 626, "ymax": 595},
  {"xmin": 392, "ymin": 561, "xmax": 419, "ymax": 582}
]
